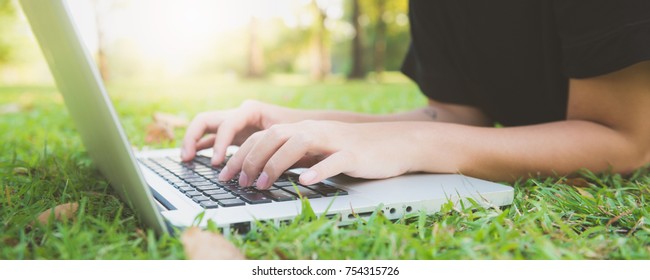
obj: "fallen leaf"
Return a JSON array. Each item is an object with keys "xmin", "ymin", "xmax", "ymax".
[
  {"xmin": 573, "ymin": 187, "xmax": 594, "ymax": 199},
  {"xmin": 606, "ymin": 209, "xmax": 633, "ymax": 228},
  {"xmin": 4, "ymin": 187, "xmax": 11, "ymax": 207},
  {"xmin": 12, "ymin": 167, "xmax": 29, "ymax": 176},
  {"xmin": 563, "ymin": 177, "xmax": 591, "ymax": 188},
  {"xmin": 0, "ymin": 103, "xmax": 21, "ymax": 115},
  {"xmin": 145, "ymin": 122, "xmax": 174, "ymax": 143},
  {"xmin": 181, "ymin": 226, "xmax": 245, "ymax": 260},
  {"xmin": 135, "ymin": 228, "xmax": 147, "ymax": 240},
  {"xmin": 144, "ymin": 112, "xmax": 188, "ymax": 144},
  {"xmin": 153, "ymin": 112, "xmax": 188, "ymax": 128},
  {"xmin": 2, "ymin": 237, "xmax": 19, "ymax": 247},
  {"xmin": 34, "ymin": 202, "xmax": 79, "ymax": 225},
  {"xmin": 273, "ymin": 248, "xmax": 289, "ymax": 260}
]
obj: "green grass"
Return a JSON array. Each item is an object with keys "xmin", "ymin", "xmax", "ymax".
[{"xmin": 1, "ymin": 79, "xmax": 649, "ymax": 259}]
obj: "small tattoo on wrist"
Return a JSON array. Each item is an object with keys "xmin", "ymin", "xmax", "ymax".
[{"xmin": 424, "ymin": 107, "xmax": 437, "ymax": 120}]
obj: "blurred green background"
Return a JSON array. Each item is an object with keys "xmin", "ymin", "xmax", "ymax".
[
  {"xmin": 0, "ymin": 0, "xmax": 411, "ymax": 85},
  {"xmin": 2, "ymin": 0, "xmax": 650, "ymax": 260}
]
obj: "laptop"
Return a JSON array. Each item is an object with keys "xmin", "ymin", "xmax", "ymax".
[{"xmin": 20, "ymin": 0, "xmax": 514, "ymax": 235}]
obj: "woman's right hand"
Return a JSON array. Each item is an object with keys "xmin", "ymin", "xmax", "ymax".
[{"xmin": 181, "ymin": 100, "xmax": 304, "ymax": 165}]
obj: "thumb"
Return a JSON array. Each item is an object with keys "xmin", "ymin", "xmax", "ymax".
[{"xmin": 299, "ymin": 152, "xmax": 353, "ymax": 185}]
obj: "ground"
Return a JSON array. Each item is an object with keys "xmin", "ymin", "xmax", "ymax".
[{"xmin": 1, "ymin": 76, "xmax": 649, "ymax": 259}]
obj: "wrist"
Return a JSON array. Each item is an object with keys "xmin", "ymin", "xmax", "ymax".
[{"xmin": 407, "ymin": 122, "xmax": 467, "ymax": 175}]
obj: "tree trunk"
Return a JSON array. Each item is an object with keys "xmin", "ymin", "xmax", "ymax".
[
  {"xmin": 373, "ymin": 0, "xmax": 387, "ymax": 80},
  {"xmin": 311, "ymin": 0, "xmax": 330, "ymax": 81},
  {"xmin": 246, "ymin": 17, "xmax": 264, "ymax": 78},
  {"xmin": 348, "ymin": 0, "xmax": 364, "ymax": 80},
  {"xmin": 94, "ymin": 1, "xmax": 110, "ymax": 81}
]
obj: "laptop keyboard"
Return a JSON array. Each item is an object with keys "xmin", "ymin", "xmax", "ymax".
[{"xmin": 138, "ymin": 155, "xmax": 348, "ymax": 209}]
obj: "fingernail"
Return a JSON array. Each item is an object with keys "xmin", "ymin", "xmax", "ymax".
[
  {"xmin": 218, "ymin": 166, "xmax": 229, "ymax": 181},
  {"xmin": 300, "ymin": 169, "xmax": 317, "ymax": 185},
  {"xmin": 180, "ymin": 148, "xmax": 187, "ymax": 160},
  {"xmin": 238, "ymin": 171, "xmax": 249, "ymax": 187},
  {"xmin": 256, "ymin": 172, "xmax": 269, "ymax": 189}
]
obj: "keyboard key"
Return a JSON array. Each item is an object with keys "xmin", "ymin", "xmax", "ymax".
[
  {"xmin": 179, "ymin": 186, "xmax": 195, "ymax": 193},
  {"xmin": 217, "ymin": 198, "xmax": 245, "ymax": 207},
  {"xmin": 192, "ymin": 196, "xmax": 211, "ymax": 203},
  {"xmin": 183, "ymin": 177, "xmax": 207, "ymax": 184},
  {"xmin": 230, "ymin": 188, "xmax": 260, "ymax": 195},
  {"xmin": 304, "ymin": 183, "xmax": 348, "ymax": 197},
  {"xmin": 239, "ymin": 193, "xmax": 273, "ymax": 204},
  {"xmin": 193, "ymin": 155, "xmax": 213, "ymax": 166},
  {"xmin": 172, "ymin": 182, "xmax": 191, "ymax": 189},
  {"xmin": 210, "ymin": 193, "xmax": 237, "ymax": 201},
  {"xmin": 282, "ymin": 186, "xmax": 322, "ymax": 199},
  {"xmin": 185, "ymin": 191, "xmax": 203, "ymax": 198},
  {"xmin": 217, "ymin": 181, "xmax": 240, "ymax": 188},
  {"xmin": 166, "ymin": 177, "xmax": 184, "ymax": 184},
  {"xmin": 200, "ymin": 200, "xmax": 219, "ymax": 209},
  {"xmin": 192, "ymin": 180, "xmax": 216, "ymax": 186},
  {"xmin": 220, "ymin": 184, "xmax": 243, "ymax": 192},
  {"xmin": 273, "ymin": 181, "xmax": 296, "ymax": 188},
  {"xmin": 203, "ymin": 189, "xmax": 228, "ymax": 196},
  {"xmin": 197, "ymin": 171, "xmax": 219, "ymax": 178},
  {"xmin": 194, "ymin": 184, "xmax": 220, "ymax": 191},
  {"xmin": 260, "ymin": 190, "xmax": 296, "ymax": 202}
]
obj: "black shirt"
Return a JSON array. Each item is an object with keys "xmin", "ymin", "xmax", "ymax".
[{"xmin": 401, "ymin": 0, "xmax": 650, "ymax": 126}]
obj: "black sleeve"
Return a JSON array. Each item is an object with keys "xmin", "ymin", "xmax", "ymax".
[{"xmin": 554, "ymin": 0, "xmax": 650, "ymax": 78}]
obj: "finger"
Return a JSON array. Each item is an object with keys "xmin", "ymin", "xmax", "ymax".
[
  {"xmin": 211, "ymin": 101, "xmax": 264, "ymax": 166},
  {"xmin": 182, "ymin": 113, "xmax": 213, "ymax": 161},
  {"xmin": 195, "ymin": 134, "xmax": 216, "ymax": 151},
  {"xmin": 240, "ymin": 128, "xmax": 292, "ymax": 188},
  {"xmin": 211, "ymin": 119, "xmax": 243, "ymax": 166},
  {"xmin": 299, "ymin": 151, "xmax": 353, "ymax": 186},
  {"xmin": 256, "ymin": 136, "xmax": 312, "ymax": 190},
  {"xmin": 217, "ymin": 131, "xmax": 263, "ymax": 184}
]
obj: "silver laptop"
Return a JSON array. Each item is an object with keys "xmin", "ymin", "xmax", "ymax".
[{"xmin": 20, "ymin": 0, "xmax": 514, "ymax": 235}]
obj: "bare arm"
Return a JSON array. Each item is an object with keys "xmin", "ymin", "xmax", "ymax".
[
  {"xmin": 217, "ymin": 61, "xmax": 650, "ymax": 188},
  {"xmin": 412, "ymin": 61, "xmax": 650, "ymax": 181},
  {"xmin": 290, "ymin": 100, "xmax": 491, "ymax": 126},
  {"xmin": 182, "ymin": 93, "xmax": 490, "ymax": 163}
]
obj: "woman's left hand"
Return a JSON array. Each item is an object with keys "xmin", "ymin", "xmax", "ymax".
[{"xmin": 217, "ymin": 120, "xmax": 421, "ymax": 189}]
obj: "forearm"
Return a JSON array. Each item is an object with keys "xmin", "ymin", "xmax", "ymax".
[
  {"xmin": 410, "ymin": 120, "xmax": 646, "ymax": 182},
  {"xmin": 294, "ymin": 102, "xmax": 490, "ymax": 125}
]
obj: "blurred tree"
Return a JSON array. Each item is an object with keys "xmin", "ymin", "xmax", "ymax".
[
  {"xmin": 310, "ymin": 0, "xmax": 331, "ymax": 81},
  {"xmin": 246, "ymin": 16, "xmax": 265, "ymax": 78},
  {"xmin": 92, "ymin": 0, "xmax": 128, "ymax": 82},
  {"xmin": 347, "ymin": 0, "xmax": 364, "ymax": 79},
  {"xmin": 372, "ymin": 0, "xmax": 387, "ymax": 78},
  {"xmin": 347, "ymin": 0, "xmax": 407, "ymax": 80},
  {"xmin": 92, "ymin": 0, "xmax": 110, "ymax": 81},
  {"xmin": 0, "ymin": 0, "xmax": 16, "ymax": 65}
]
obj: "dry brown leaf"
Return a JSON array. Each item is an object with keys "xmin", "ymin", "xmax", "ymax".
[
  {"xmin": 144, "ymin": 112, "xmax": 188, "ymax": 144},
  {"xmin": 3, "ymin": 237, "xmax": 19, "ymax": 247},
  {"xmin": 145, "ymin": 122, "xmax": 175, "ymax": 143},
  {"xmin": 4, "ymin": 187, "xmax": 12, "ymax": 207},
  {"xmin": 181, "ymin": 226, "xmax": 245, "ymax": 260},
  {"xmin": 564, "ymin": 178, "xmax": 591, "ymax": 188},
  {"xmin": 153, "ymin": 112, "xmax": 188, "ymax": 128},
  {"xmin": 34, "ymin": 202, "xmax": 79, "ymax": 225},
  {"xmin": 0, "ymin": 103, "xmax": 21, "ymax": 115},
  {"xmin": 606, "ymin": 209, "xmax": 633, "ymax": 228},
  {"xmin": 135, "ymin": 228, "xmax": 147, "ymax": 240},
  {"xmin": 573, "ymin": 187, "xmax": 594, "ymax": 199},
  {"xmin": 12, "ymin": 167, "xmax": 29, "ymax": 176}
]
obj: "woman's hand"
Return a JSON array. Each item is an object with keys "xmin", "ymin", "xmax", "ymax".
[
  {"xmin": 181, "ymin": 100, "xmax": 307, "ymax": 165},
  {"xmin": 217, "ymin": 120, "xmax": 421, "ymax": 189}
]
